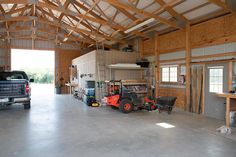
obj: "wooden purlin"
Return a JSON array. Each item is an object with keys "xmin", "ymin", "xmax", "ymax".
[
  {"xmin": 105, "ymin": 0, "xmax": 181, "ymax": 29},
  {"xmin": 154, "ymin": 0, "xmax": 188, "ymax": 22},
  {"xmin": 209, "ymin": 0, "xmax": 236, "ymax": 14}
]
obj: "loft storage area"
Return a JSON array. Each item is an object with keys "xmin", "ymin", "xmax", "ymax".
[{"xmin": 0, "ymin": 1, "xmax": 236, "ymax": 157}]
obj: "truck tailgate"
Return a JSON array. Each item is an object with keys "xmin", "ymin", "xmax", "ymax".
[{"xmin": 0, "ymin": 80, "xmax": 27, "ymax": 98}]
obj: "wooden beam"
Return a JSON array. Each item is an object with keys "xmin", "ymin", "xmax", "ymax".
[
  {"xmin": 37, "ymin": 18, "xmax": 122, "ymax": 43},
  {"xmin": 228, "ymin": 61, "xmax": 233, "ymax": 91},
  {"xmin": 65, "ymin": 0, "xmax": 100, "ymax": 40},
  {"xmin": 154, "ymin": 0, "xmax": 188, "ymax": 22},
  {"xmin": 0, "ymin": 4, "xmax": 5, "ymax": 13},
  {"xmin": 37, "ymin": 1, "xmax": 125, "ymax": 31},
  {"xmin": 37, "ymin": 6, "xmax": 110, "ymax": 42},
  {"xmin": 73, "ymin": 0, "xmax": 107, "ymax": 22},
  {"xmin": 5, "ymin": 22, "xmax": 10, "ymax": 43},
  {"xmin": 37, "ymin": 7, "xmax": 118, "ymax": 42},
  {"xmin": 155, "ymin": 33, "xmax": 160, "ymax": 97},
  {"xmin": 110, "ymin": 4, "xmax": 137, "ymax": 21},
  {"xmin": 0, "ymin": 0, "xmax": 28, "ymax": 4},
  {"xmin": 105, "ymin": 0, "xmax": 181, "ymax": 29},
  {"xmin": 185, "ymin": 23, "xmax": 191, "ymax": 112},
  {"xmin": 209, "ymin": 0, "xmax": 235, "ymax": 14}
]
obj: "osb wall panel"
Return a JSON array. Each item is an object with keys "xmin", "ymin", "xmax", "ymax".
[
  {"xmin": 159, "ymin": 30, "xmax": 186, "ymax": 53},
  {"xmin": 0, "ymin": 41, "xmax": 10, "ymax": 70},
  {"xmin": 141, "ymin": 37, "xmax": 155, "ymax": 57},
  {"xmin": 158, "ymin": 87, "xmax": 186, "ymax": 109},
  {"xmin": 55, "ymin": 49, "xmax": 81, "ymax": 94},
  {"xmin": 141, "ymin": 14, "xmax": 236, "ymax": 57},
  {"xmin": 191, "ymin": 14, "xmax": 236, "ymax": 48}
]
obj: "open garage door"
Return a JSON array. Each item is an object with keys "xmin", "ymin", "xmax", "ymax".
[{"xmin": 11, "ymin": 49, "xmax": 55, "ymax": 96}]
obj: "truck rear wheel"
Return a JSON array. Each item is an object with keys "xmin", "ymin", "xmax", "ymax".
[
  {"xmin": 119, "ymin": 99, "xmax": 134, "ymax": 113},
  {"xmin": 24, "ymin": 103, "xmax": 31, "ymax": 109}
]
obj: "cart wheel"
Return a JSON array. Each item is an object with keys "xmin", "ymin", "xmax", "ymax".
[
  {"xmin": 168, "ymin": 107, "xmax": 172, "ymax": 114},
  {"xmin": 119, "ymin": 99, "xmax": 134, "ymax": 113}
]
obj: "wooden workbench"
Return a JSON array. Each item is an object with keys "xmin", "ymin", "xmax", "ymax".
[
  {"xmin": 217, "ymin": 93, "xmax": 236, "ymax": 127},
  {"xmin": 65, "ymin": 83, "xmax": 78, "ymax": 95}
]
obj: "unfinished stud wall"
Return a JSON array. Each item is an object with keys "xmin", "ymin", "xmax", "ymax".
[{"xmin": 102, "ymin": 50, "xmax": 141, "ymax": 80}]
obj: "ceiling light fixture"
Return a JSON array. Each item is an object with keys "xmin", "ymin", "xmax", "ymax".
[
  {"xmin": 124, "ymin": 18, "xmax": 155, "ymax": 34},
  {"xmin": 63, "ymin": 37, "xmax": 68, "ymax": 42},
  {"xmin": 7, "ymin": 4, "xmax": 14, "ymax": 7}
]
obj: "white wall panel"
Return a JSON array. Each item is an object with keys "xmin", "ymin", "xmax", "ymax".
[
  {"xmin": 160, "ymin": 50, "xmax": 186, "ymax": 60},
  {"xmin": 204, "ymin": 44, "xmax": 225, "ymax": 55},
  {"xmin": 11, "ymin": 39, "xmax": 79, "ymax": 50},
  {"xmin": 0, "ymin": 58, "xmax": 5, "ymax": 65},
  {"xmin": 191, "ymin": 42, "xmax": 236, "ymax": 58},
  {"xmin": 225, "ymin": 42, "xmax": 236, "ymax": 52},
  {"xmin": 191, "ymin": 47, "xmax": 204, "ymax": 57},
  {"xmin": 35, "ymin": 40, "xmax": 54, "ymax": 50},
  {"xmin": 11, "ymin": 39, "xmax": 32, "ymax": 49}
]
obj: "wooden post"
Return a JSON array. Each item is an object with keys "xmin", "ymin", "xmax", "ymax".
[
  {"xmin": 226, "ymin": 97, "xmax": 230, "ymax": 127},
  {"xmin": 6, "ymin": 42, "xmax": 11, "ymax": 70},
  {"xmin": 140, "ymin": 39, "xmax": 144, "ymax": 58},
  {"xmin": 228, "ymin": 61, "xmax": 233, "ymax": 91},
  {"xmin": 155, "ymin": 33, "xmax": 160, "ymax": 98},
  {"xmin": 201, "ymin": 64, "xmax": 205, "ymax": 114},
  {"xmin": 185, "ymin": 23, "xmax": 191, "ymax": 111}
]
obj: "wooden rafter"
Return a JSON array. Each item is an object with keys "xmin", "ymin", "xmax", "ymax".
[
  {"xmin": 209, "ymin": 0, "xmax": 236, "ymax": 14},
  {"xmin": 0, "ymin": 4, "xmax": 5, "ymax": 13},
  {"xmin": 37, "ymin": 1, "xmax": 125, "ymax": 31},
  {"xmin": 65, "ymin": 0, "xmax": 101, "ymax": 41},
  {"xmin": 105, "ymin": 0, "xmax": 181, "ymax": 29},
  {"xmin": 0, "ymin": 0, "xmax": 230, "ymax": 46},
  {"xmin": 38, "ymin": 6, "xmax": 112, "ymax": 42},
  {"xmin": 154, "ymin": 0, "xmax": 188, "ymax": 22}
]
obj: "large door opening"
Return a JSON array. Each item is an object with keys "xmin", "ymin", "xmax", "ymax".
[{"xmin": 11, "ymin": 49, "xmax": 55, "ymax": 96}]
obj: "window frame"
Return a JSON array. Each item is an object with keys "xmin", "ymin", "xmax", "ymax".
[
  {"xmin": 161, "ymin": 65, "xmax": 178, "ymax": 83},
  {"xmin": 209, "ymin": 66, "xmax": 224, "ymax": 93}
]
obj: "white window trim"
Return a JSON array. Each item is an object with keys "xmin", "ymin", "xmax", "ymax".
[
  {"xmin": 209, "ymin": 67, "xmax": 223, "ymax": 93},
  {"xmin": 161, "ymin": 65, "xmax": 178, "ymax": 83}
]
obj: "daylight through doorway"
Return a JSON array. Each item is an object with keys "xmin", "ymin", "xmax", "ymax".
[{"xmin": 11, "ymin": 49, "xmax": 55, "ymax": 96}]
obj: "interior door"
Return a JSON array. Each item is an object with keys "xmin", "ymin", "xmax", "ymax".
[{"xmin": 204, "ymin": 63, "xmax": 228, "ymax": 120}]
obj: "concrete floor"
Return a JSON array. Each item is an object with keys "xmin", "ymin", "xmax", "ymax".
[{"xmin": 0, "ymin": 84, "xmax": 236, "ymax": 157}]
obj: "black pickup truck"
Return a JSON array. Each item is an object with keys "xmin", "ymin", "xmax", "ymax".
[{"xmin": 0, "ymin": 71, "xmax": 33, "ymax": 109}]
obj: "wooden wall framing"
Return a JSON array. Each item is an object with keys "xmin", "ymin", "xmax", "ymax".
[
  {"xmin": 55, "ymin": 48, "xmax": 81, "ymax": 94},
  {"xmin": 141, "ymin": 14, "xmax": 236, "ymax": 110},
  {"xmin": 141, "ymin": 14, "xmax": 236, "ymax": 57}
]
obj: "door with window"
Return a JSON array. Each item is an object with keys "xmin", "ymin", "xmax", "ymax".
[{"xmin": 204, "ymin": 63, "xmax": 228, "ymax": 120}]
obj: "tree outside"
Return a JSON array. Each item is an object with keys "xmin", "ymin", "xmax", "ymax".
[{"xmin": 21, "ymin": 68, "xmax": 54, "ymax": 84}]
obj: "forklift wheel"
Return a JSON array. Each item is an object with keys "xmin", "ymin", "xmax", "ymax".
[{"xmin": 119, "ymin": 99, "xmax": 134, "ymax": 113}]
